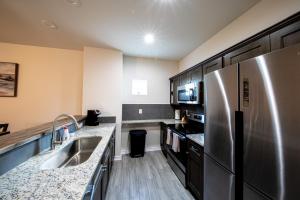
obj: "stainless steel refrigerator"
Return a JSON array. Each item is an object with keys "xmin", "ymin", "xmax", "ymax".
[{"xmin": 204, "ymin": 43, "xmax": 300, "ymax": 200}]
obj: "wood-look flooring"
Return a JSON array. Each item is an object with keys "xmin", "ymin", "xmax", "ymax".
[{"xmin": 106, "ymin": 151, "xmax": 194, "ymax": 200}]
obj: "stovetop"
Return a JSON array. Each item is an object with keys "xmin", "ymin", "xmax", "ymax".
[{"xmin": 168, "ymin": 122, "xmax": 204, "ymax": 136}]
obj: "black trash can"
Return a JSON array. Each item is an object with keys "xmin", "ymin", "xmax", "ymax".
[{"xmin": 129, "ymin": 130, "xmax": 147, "ymax": 158}]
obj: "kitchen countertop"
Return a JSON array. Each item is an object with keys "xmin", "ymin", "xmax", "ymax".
[
  {"xmin": 187, "ymin": 133, "xmax": 204, "ymax": 147},
  {"xmin": 0, "ymin": 115, "xmax": 86, "ymax": 155},
  {"xmin": 122, "ymin": 119, "xmax": 184, "ymax": 125},
  {"xmin": 0, "ymin": 123, "xmax": 116, "ymax": 200}
]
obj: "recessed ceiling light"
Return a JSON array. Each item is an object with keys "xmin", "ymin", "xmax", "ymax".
[
  {"xmin": 41, "ymin": 20, "xmax": 58, "ymax": 30},
  {"xmin": 66, "ymin": 0, "xmax": 81, "ymax": 7},
  {"xmin": 144, "ymin": 34, "xmax": 154, "ymax": 44}
]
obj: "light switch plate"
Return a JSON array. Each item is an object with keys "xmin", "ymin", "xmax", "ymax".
[{"xmin": 139, "ymin": 109, "xmax": 143, "ymax": 114}]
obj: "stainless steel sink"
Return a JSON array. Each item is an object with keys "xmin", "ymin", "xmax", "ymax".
[{"xmin": 41, "ymin": 136, "xmax": 102, "ymax": 170}]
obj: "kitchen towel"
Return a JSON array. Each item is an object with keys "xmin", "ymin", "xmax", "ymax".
[
  {"xmin": 166, "ymin": 128, "xmax": 172, "ymax": 145},
  {"xmin": 172, "ymin": 134, "xmax": 180, "ymax": 152}
]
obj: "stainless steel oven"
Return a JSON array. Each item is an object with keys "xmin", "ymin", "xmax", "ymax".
[
  {"xmin": 177, "ymin": 82, "xmax": 203, "ymax": 104},
  {"xmin": 166, "ymin": 129, "xmax": 188, "ymax": 187},
  {"xmin": 166, "ymin": 130, "xmax": 187, "ymax": 169},
  {"xmin": 165, "ymin": 114, "xmax": 204, "ymax": 187}
]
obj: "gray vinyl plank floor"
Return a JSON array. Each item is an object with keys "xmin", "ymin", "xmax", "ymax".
[{"xmin": 106, "ymin": 151, "xmax": 195, "ymax": 200}]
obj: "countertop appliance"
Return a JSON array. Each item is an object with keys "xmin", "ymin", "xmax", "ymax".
[
  {"xmin": 166, "ymin": 113, "xmax": 204, "ymax": 187},
  {"xmin": 177, "ymin": 82, "xmax": 203, "ymax": 104},
  {"xmin": 204, "ymin": 43, "xmax": 300, "ymax": 200},
  {"xmin": 175, "ymin": 109, "xmax": 180, "ymax": 120},
  {"xmin": 85, "ymin": 110, "xmax": 101, "ymax": 126}
]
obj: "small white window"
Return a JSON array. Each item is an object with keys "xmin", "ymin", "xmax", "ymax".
[{"xmin": 132, "ymin": 80, "xmax": 147, "ymax": 95}]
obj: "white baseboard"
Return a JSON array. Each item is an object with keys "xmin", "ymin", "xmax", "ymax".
[
  {"xmin": 121, "ymin": 146, "xmax": 161, "ymax": 155},
  {"xmin": 114, "ymin": 155, "xmax": 122, "ymax": 161},
  {"xmin": 121, "ymin": 149, "xmax": 129, "ymax": 155}
]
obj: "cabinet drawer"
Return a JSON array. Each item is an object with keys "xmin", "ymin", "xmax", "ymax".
[{"xmin": 188, "ymin": 140, "xmax": 203, "ymax": 156}]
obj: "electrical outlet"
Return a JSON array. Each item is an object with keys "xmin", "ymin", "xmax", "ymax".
[{"xmin": 139, "ymin": 109, "xmax": 143, "ymax": 114}]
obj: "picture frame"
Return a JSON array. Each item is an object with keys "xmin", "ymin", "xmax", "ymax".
[{"xmin": 0, "ymin": 62, "xmax": 19, "ymax": 97}]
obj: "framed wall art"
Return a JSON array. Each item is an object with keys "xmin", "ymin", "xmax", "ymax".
[{"xmin": 0, "ymin": 62, "xmax": 19, "ymax": 97}]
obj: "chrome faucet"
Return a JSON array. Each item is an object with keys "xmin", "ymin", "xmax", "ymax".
[{"xmin": 51, "ymin": 114, "xmax": 80, "ymax": 150}]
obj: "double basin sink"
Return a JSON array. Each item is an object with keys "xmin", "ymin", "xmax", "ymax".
[{"xmin": 41, "ymin": 136, "xmax": 102, "ymax": 170}]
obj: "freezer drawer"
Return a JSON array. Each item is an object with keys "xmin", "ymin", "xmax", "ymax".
[
  {"xmin": 204, "ymin": 65, "xmax": 238, "ymax": 173},
  {"xmin": 204, "ymin": 154, "xmax": 235, "ymax": 200},
  {"xmin": 240, "ymin": 43, "xmax": 300, "ymax": 200}
]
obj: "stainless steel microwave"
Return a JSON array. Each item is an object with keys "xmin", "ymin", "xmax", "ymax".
[{"xmin": 177, "ymin": 81, "xmax": 203, "ymax": 104}]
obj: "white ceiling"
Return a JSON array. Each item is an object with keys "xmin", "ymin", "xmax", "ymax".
[{"xmin": 0, "ymin": 0, "xmax": 259, "ymax": 60}]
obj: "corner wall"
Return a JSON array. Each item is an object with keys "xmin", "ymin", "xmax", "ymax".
[
  {"xmin": 179, "ymin": 0, "xmax": 300, "ymax": 71},
  {"xmin": 82, "ymin": 47, "xmax": 123, "ymax": 158}
]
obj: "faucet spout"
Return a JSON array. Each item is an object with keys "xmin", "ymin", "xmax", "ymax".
[{"xmin": 51, "ymin": 114, "xmax": 80, "ymax": 150}]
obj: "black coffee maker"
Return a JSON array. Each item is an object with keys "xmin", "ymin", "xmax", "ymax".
[{"xmin": 85, "ymin": 110, "xmax": 101, "ymax": 126}]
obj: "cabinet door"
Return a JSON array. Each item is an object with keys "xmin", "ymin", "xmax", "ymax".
[
  {"xmin": 191, "ymin": 66, "xmax": 203, "ymax": 82},
  {"xmin": 187, "ymin": 141, "xmax": 204, "ymax": 200},
  {"xmin": 270, "ymin": 21, "xmax": 300, "ymax": 51},
  {"xmin": 101, "ymin": 149, "xmax": 110, "ymax": 200},
  {"xmin": 224, "ymin": 36, "xmax": 270, "ymax": 66},
  {"xmin": 109, "ymin": 130, "xmax": 115, "ymax": 171},
  {"xmin": 172, "ymin": 77, "xmax": 180, "ymax": 105},
  {"xmin": 180, "ymin": 72, "xmax": 190, "ymax": 85},
  {"xmin": 89, "ymin": 162, "xmax": 104, "ymax": 200},
  {"xmin": 203, "ymin": 57, "xmax": 223, "ymax": 75}
]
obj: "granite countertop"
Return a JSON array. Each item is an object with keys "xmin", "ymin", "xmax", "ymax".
[
  {"xmin": 0, "ymin": 123, "xmax": 116, "ymax": 200},
  {"xmin": 187, "ymin": 133, "xmax": 205, "ymax": 147},
  {"xmin": 0, "ymin": 115, "xmax": 86, "ymax": 155},
  {"xmin": 122, "ymin": 119, "xmax": 184, "ymax": 125}
]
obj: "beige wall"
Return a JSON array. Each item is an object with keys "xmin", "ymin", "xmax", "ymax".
[
  {"xmin": 82, "ymin": 47, "xmax": 123, "ymax": 158},
  {"xmin": 179, "ymin": 0, "xmax": 300, "ymax": 71},
  {"xmin": 0, "ymin": 42, "xmax": 83, "ymax": 132},
  {"xmin": 121, "ymin": 56, "xmax": 178, "ymax": 154},
  {"xmin": 122, "ymin": 56, "xmax": 178, "ymax": 104}
]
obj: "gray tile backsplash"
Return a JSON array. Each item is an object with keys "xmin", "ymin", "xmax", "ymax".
[
  {"xmin": 122, "ymin": 104, "xmax": 175, "ymax": 120},
  {"xmin": 99, "ymin": 116, "xmax": 116, "ymax": 123}
]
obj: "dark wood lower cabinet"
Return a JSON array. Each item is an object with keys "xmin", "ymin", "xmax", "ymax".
[
  {"xmin": 187, "ymin": 139, "xmax": 204, "ymax": 200},
  {"xmin": 101, "ymin": 148, "xmax": 110, "ymax": 200},
  {"xmin": 84, "ymin": 130, "xmax": 115, "ymax": 200}
]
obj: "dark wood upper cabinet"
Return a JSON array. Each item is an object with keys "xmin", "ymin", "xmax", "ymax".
[
  {"xmin": 202, "ymin": 57, "xmax": 223, "ymax": 75},
  {"xmin": 191, "ymin": 66, "xmax": 203, "ymax": 82},
  {"xmin": 180, "ymin": 72, "xmax": 191, "ymax": 85},
  {"xmin": 171, "ymin": 77, "xmax": 179, "ymax": 105},
  {"xmin": 224, "ymin": 35, "xmax": 270, "ymax": 66},
  {"xmin": 270, "ymin": 21, "xmax": 300, "ymax": 51},
  {"xmin": 179, "ymin": 74, "xmax": 187, "ymax": 85}
]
